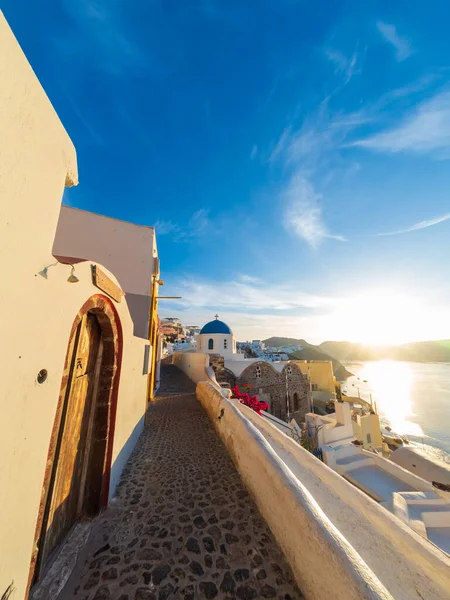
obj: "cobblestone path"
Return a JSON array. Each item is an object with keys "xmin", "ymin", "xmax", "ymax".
[{"xmin": 59, "ymin": 365, "xmax": 302, "ymax": 600}]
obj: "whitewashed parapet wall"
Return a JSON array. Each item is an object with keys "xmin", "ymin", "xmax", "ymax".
[
  {"xmin": 172, "ymin": 351, "xmax": 230, "ymax": 397},
  {"xmin": 196, "ymin": 381, "xmax": 450, "ymax": 600}
]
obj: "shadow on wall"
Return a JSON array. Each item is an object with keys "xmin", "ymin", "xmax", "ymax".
[{"xmin": 123, "ymin": 293, "xmax": 151, "ymax": 340}]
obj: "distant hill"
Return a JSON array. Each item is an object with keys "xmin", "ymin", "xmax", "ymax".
[
  {"xmin": 263, "ymin": 337, "xmax": 352, "ymax": 380},
  {"xmin": 320, "ymin": 340, "xmax": 450, "ymax": 363},
  {"xmin": 264, "ymin": 337, "xmax": 309, "ymax": 348}
]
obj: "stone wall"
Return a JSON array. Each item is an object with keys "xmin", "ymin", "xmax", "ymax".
[
  {"xmin": 222, "ymin": 367, "xmax": 237, "ymax": 388},
  {"xmin": 209, "ymin": 355, "xmax": 236, "ymax": 388},
  {"xmin": 209, "ymin": 354, "xmax": 225, "ymax": 384},
  {"xmin": 237, "ymin": 361, "xmax": 310, "ymax": 423}
]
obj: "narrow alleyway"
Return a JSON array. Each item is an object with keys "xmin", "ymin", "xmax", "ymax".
[{"xmin": 59, "ymin": 365, "xmax": 302, "ymax": 600}]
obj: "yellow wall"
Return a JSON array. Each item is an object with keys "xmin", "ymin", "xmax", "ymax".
[
  {"xmin": 0, "ymin": 14, "xmax": 148, "ymax": 598},
  {"xmin": 295, "ymin": 360, "xmax": 336, "ymax": 393},
  {"xmin": 355, "ymin": 414, "xmax": 383, "ymax": 451}
]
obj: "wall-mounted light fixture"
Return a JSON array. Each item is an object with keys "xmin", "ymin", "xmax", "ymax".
[
  {"xmin": 37, "ymin": 261, "xmax": 79, "ymax": 283},
  {"xmin": 38, "ymin": 261, "xmax": 59, "ymax": 279},
  {"xmin": 67, "ymin": 265, "xmax": 79, "ymax": 283}
]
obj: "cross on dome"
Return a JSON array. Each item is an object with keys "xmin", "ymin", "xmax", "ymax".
[{"xmin": 215, "ymin": 314, "xmax": 219, "ymax": 319}]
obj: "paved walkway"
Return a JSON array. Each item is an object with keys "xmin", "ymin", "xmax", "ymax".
[{"xmin": 60, "ymin": 365, "xmax": 302, "ymax": 600}]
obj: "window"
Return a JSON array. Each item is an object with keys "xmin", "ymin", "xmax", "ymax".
[
  {"xmin": 293, "ymin": 392, "xmax": 299, "ymax": 411},
  {"xmin": 224, "ymin": 338, "xmax": 227, "ymax": 349},
  {"xmin": 208, "ymin": 338, "xmax": 214, "ymax": 350},
  {"xmin": 255, "ymin": 365, "xmax": 261, "ymax": 378},
  {"xmin": 287, "ymin": 366, "xmax": 292, "ymax": 375}
]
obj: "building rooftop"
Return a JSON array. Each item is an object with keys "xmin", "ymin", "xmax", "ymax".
[{"xmin": 200, "ymin": 316, "xmax": 233, "ymax": 335}]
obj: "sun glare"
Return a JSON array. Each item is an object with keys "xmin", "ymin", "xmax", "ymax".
[
  {"xmin": 364, "ymin": 361, "xmax": 424, "ymax": 437},
  {"xmin": 332, "ymin": 290, "xmax": 426, "ymax": 345}
]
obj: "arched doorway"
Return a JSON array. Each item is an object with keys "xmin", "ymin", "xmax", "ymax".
[{"xmin": 28, "ymin": 295, "xmax": 122, "ymax": 592}]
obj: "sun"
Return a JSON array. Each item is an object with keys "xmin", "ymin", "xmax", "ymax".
[{"xmin": 331, "ymin": 290, "xmax": 426, "ymax": 346}]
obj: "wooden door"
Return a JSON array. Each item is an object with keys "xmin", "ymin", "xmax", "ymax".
[{"xmin": 39, "ymin": 313, "xmax": 102, "ymax": 569}]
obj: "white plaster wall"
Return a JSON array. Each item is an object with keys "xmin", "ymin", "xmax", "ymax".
[
  {"xmin": 236, "ymin": 399, "xmax": 450, "ymax": 600},
  {"xmin": 361, "ymin": 450, "xmax": 437, "ymax": 492},
  {"xmin": 322, "ymin": 444, "xmax": 361, "ymax": 469},
  {"xmin": 0, "ymin": 15, "xmax": 147, "ymax": 597},
  {"xmin": 196, "ymin": 383, "xmax": 393, "ymax": 600},
  {"xmin": 53, "ymin": 207, "xmax": 159, "ymax": 340},
  {"xmin": 196, "ymin": 333, "xmax": 235, "ymax": 358},
  {"xmin": 53, "ymin": 206, "xmax": 157, "ymax": 297},
  {"xmin": 0, "ymin": 261, "xmax": 148, "ymax": 600},
  {"xmin": 172, "ymin": 351, "xmax": 229, "ymax": 397},
  {"xmin": 391, "ymin": 446, "xmax": 450, "ymax": 486},
  {"xmin": 306, "ymin": 412, "xmax": 354, "ymax": 445},
  {"xmin": 0, "ymin": 13, "xmax": 77, "ymax": 598}
]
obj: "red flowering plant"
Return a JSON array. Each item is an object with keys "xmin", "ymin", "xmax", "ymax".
[{"xmin": 231, "ymin": 384, "xmax": 269, "ymax": 416}]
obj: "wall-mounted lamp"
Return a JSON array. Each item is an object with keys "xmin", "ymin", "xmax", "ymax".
[
  {"xmin": 38, "ymin": 262, "xmax": 59, "ymax": 279},
  {"xmin": 37, "ymin": 261, "xmax": 79, "ymax": 283},
  {"xmin": 67, "ymin": 265, "xmax": 79, "ymax": 284},
  {"xmin": 157, "ymin": 279, "xmax": 164, "ymax": 286}
]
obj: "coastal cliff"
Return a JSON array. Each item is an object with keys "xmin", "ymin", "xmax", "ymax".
[{"xmin": 263, "ymin": 337, "xmax": 353, "ymax": 380}]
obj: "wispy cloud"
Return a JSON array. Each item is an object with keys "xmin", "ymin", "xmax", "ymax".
[
  {"xmin": 239, "ymin": 274, "xmax": 261, "ymax": 284},
  {"xmin": 376, "ymin": 213, "xmax": 450, "ymax": 236},
  {"xmin": 325, "ymin": 48, "xmax": 359, "ymax": 85},
  {"xmin": 250, "ymin": 144, "xmax": 258, "ymax": 160},
  {"xmin": 153, "ymin": 220, "xmax": 180, "ymax": 235},
  {"xmin": 58, "ymin": 81, "xmax": 104, "ymax": 145},
  {"xmin": 175, "ymin": 276, "xmax": 337, "ymax": 312},
  {"xmin": 155, "ymin": 208, "xmax": 211, "ymax": 242},
  {"xmin": 269, "ymin": 99, "xmax": 364, "ymax": 247},
  {"xmin": 268, "ymin": 89, "xmax": 372, "ymax": 176},
  {"xmin": 161, "ymin": 279, "xmax": 450, "ymax": 343},
  {"xmin": 269, "ymin": 126, "xmax": 292, "ymax": 162},
  {"xmin": 376, "ymin": 21, "xmax": 413, "ymax": 62},
  {"xmin": 352, "ymin": 90, "xmax": 450, "ymax": 155},
  {"xmin": 282, "ymin": 176, "xmax": 347, "ymax": 248},
  {"xmin": 59, "ymin": 0, "xmax": 147, "ymax": 75},
  {"xmin": 379, "ymin": 75, "xmax": 437, "ymax": 103}
]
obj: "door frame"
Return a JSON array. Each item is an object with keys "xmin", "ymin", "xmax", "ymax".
[{"xmin": 26, "ymin": 294, "xmax": 123, "ymax": 595}]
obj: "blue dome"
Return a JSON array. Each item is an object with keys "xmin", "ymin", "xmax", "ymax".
[{"xmin": 200, "ymin": 319, "xmax": 232, "ymax": 335}]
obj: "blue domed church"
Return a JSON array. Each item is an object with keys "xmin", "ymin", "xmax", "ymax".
[
  {"xmin": 196, "ymin": 315, "xmax": 237, "ymax": 359},
  {"xmin": 196, "ymin": 315, "xmax": 311, "ymax": 423}
]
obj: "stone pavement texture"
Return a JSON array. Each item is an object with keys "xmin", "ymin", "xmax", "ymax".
[{"xmin": 59, "ymin": 365, "xmax": 303, "ymax": 600}]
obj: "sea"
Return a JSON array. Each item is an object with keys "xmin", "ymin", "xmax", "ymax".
[{"xmin": 341, "ymin": 360, "xmax": 450, "ymax": 464}]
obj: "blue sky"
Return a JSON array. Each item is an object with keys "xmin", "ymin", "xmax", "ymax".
[{"xmin": 5, "ymin": 0, "xmax": 450, "ymax": 343}]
